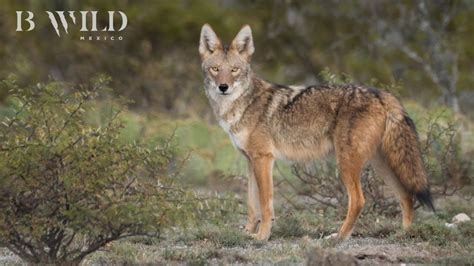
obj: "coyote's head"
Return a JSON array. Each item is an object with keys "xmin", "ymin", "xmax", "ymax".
[{"xmin": 199, "ymin": 24, "xmax": 254, "ymax": 100}]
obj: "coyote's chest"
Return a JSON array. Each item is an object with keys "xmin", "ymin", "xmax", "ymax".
[
  {"xmin": 216, "ymin": 98, "xmax": 250, "ymax": 151},
  {"xmin": 218, "ymin": 119, "xmax": 249, "ymax": 150}
]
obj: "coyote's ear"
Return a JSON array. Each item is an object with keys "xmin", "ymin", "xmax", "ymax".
[
  {"xmin": 199, "ymin": 24, "xmax": 222, "ymax": 60},
  {"xmin": 230, "ymin": 25, "xmax": 254, "ymax": 61}
]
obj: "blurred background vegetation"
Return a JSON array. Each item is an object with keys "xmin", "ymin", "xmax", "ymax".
[{"xmin": 2, "ymin": 0, "xmax": 474, "ymax": 114}]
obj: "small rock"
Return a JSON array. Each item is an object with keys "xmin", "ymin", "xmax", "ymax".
[
  {"xmin": 452, "ymin": 213, "xmax": 471, "ymax": 224},
  {"xmin": 445, "ymin": 223, "xmax": 456, "ymax": 229},
  {"xmin": 324, "ymin": 233, "xmax": 338, "ymax": 240}
]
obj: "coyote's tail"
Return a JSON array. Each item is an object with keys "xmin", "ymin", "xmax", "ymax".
[{"xmin": 381, "ymin": 97, "xmax": 435, "ymax": 211}]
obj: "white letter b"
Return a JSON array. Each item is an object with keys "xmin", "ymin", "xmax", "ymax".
[{"xmin": 16, "ymin": 11, "xmax": 35, "ymax": 31}]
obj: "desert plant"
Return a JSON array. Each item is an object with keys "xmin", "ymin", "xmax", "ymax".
[
  {"xmin": 272, "ymin": 213, "xmax": 308, "ymax": 238},
  {"xmin": 420, "ymin": 111, "xmax": 472, "ymax": 196},
  {"xmin": 193, "ymin": 225, "xmax": 249, "ymax": 248},
  {"xmin": 281, "ymin": 162, "xmax": 399, "ymax": 215},
  {"xmin": 391, "ymin": 217, "xmax": 459, "ymax": 247},
  {"xmin": 0, "ymin": 78, "xmax": 194, "ymax": 265}
]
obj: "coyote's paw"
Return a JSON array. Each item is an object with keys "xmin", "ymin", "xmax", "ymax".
[
  {"xmin": 250, "ymin": 232, "xmax": 270, "ymax": 241},
  {"xmin": 243, "ymin": 220, "xmax": 260, "ymax": 234},
  {"xmin": 250, "ymin": 227, "xmax": 271, "ymax": 241}
]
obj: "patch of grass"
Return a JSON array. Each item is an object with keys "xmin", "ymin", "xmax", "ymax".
[
  {"xmin": 194, "ymin": 226, "xmax": 250, "ymax": 248},
  {"xmin": 174, "ymin": 229, "xmax": 200, "ymax": 245},
  {"xmin": 353, "ymin": 213, "xmax": 400, "ymax": 238},
  {"xmin": 456, "ymin": 220, "xmax": 474, "ymax": 246},
  {"xmin": 213, "ymin": 229, "xmax": 249, "ymax": 248},
  {"xmin": 126, "ymin": 236, "xmax": 161, "ymax": 246},
  {"xmin": 432, "ymin": 255, "xmax": 474, "ymax": 265},
  {"xmin": 301, "ymin": 209, "xmax": 342, "ymax": 238},
  {"xmin": 435, "ymin": 198, "xmax": 473, "ymax": 221},
  {"xmin": 162, "ymin": 248, "xmax": 220, "ymax": 264},
  {"xmin": 90, "ymin": 241, "xmax": 145, "ymax": 265},
  {"xmin": 162, "ymin": 248, "xmax": 248, "ymax": 264},
  {"xmin": 245, "ymin": 240, "xmax": 310, "ymax": 264},
  {"xmin": 390, "ymin": 217, "xmax": 458, "ymax": 246},
  {"xmin": 318, "ymin": 238, "xmax": 342, "ymax": 249},
  {"xmin": 250, "ymin": 239, "xmax": 267, "ymax": 248},
  {"xmin": 272, "ymin": 214, "xmax": 309, "ymax": 239}
]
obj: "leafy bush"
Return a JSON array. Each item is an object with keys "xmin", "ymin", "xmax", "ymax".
[
  {"xmin": 416, "ymin": 109, "xmax": 472, "ymax": 194},
  {"xmin": 0, "ymin": 79, "xmax": 194, "ymax": 265}
]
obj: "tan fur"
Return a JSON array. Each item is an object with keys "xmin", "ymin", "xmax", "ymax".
[
  {"xmin": 199, "ymin": 24, "xmax": 433, "ymax": 241},
  {"xmin": 245, "ymin": 162, "xmax": 261, "ymax": 233}
]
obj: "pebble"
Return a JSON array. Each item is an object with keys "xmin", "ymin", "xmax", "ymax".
[{"xmin": 452, "ymin": 213, "xmax": 471, "ymax": 224}]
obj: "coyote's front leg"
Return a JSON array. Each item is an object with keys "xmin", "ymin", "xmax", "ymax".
[
  {"xmin": 245, "ymin": 163, "xmax": 261, "ymax": 234},
  {"xmin": 249, "ymin": 153, "xmax": 274, "ymax": 241}
]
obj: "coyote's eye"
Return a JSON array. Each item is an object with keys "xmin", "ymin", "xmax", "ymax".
[
  {"xmin": 231, "ymin": 67, "xmax": 240, "ymax": 73},
  {"xmin": 210, "ymin": 67, "xmax": 219, "ymax": 73}
]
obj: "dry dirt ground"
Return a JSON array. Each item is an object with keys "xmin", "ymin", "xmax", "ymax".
[{"xmin": 0, "ymin": 228, "xmax": 471, "ymax": 265}]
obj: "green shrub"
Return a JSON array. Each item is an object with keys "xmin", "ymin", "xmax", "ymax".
[
  {"xmin": 391, "ymin": 218, "xmax": 458, "ymax": 246},
  {"xmin": 456, "ymin": 220, "xmax": 474, "ymax": 246},
  {"xmin": 272, "ymin": 214, "xmax": 308, "ymax": 239},
  {"xmin": 353, "ymin": 213, "xmax": 399, "ymax": 238},
  {"xmin": 0, "ymin": 79, "xmax": 194, "ymax": 265},
  {"xmin": 213, "ymin": 228, "xmax": 249, "ymax": 248}
]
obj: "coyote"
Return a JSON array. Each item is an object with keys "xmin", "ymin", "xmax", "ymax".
[{"xmin": 198, "ymin": 24, "xmax": 434, "ymax": 241}]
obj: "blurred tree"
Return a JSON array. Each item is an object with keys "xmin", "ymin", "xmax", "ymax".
[{"xmin": 368, "ymin": 0, "xmax": 464, "ymax": 112}]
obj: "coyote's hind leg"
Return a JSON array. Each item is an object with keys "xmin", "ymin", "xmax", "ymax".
[
  {"xmin": 371, "ymin": 153, "xmax": 414, "ymax": 229},
  {"xmin": 336, "ymin": 154, "xmax": 366, "ymax": 240}
]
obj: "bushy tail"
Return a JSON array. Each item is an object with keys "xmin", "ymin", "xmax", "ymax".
[{"xmin": 381, "ymin": 99, "xmax": 435, "ymax": 211}]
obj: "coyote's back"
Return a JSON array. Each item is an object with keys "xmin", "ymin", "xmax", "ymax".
[{"xmin": 199, "ymin": 23, "xmax": 434, "ymax": 241}]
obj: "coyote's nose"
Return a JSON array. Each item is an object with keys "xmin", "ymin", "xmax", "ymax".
[{"xmin": 218, "ymin": 84, "xmax": 229, "ymax": 93}]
